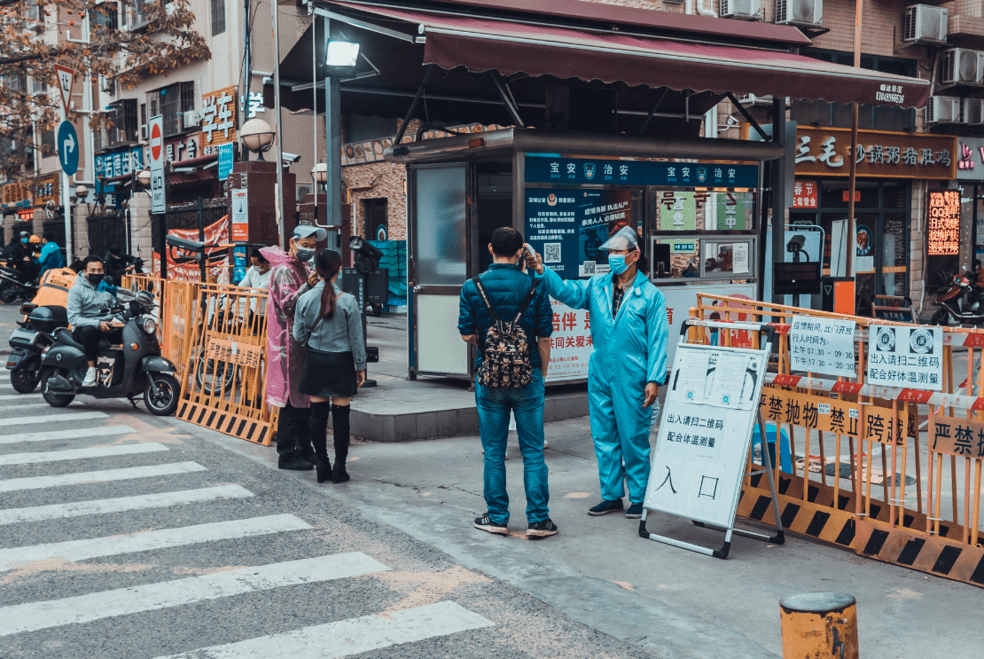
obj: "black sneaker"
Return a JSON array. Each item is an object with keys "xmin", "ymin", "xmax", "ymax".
[
  {"xmin": 473, "ymin": 513, "xmax": 508, "ymax": 535},
  {"xmin": 527, "ymin": 519, "xmax": 559, "ymax": 538},
  {"xmin": 588, "ymin": 499, "xmax": 624, "ymax": 516},
  {"xmin": 625, "ymin": 502, "xmax": 644, "ymax": 519}
]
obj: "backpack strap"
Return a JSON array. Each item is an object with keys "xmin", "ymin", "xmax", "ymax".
[
  {"xmin": 471, "ymin": 277, "xmax": 500, "ymax": 323},
  {"xmin": 511, "ymin": 279, "xmax": 540, "ymax": 325}
]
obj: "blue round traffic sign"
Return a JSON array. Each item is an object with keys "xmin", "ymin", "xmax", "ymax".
[{"xmin": 57, "ymin": 120, "xmax": 79, "ymax": 176}]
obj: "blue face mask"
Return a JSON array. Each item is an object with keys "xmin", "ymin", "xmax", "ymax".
[{"xmin": 608, "ymin": 254, "xmax": 629, "ymax": 275}]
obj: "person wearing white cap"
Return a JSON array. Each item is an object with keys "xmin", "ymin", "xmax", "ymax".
[
  {"xmin": 528, "ymin": 225, "xmax": 668, "ymax": 520},
  {"xmin": 261, "ymin": 224, "xmax": 328, "ymax": 471}
]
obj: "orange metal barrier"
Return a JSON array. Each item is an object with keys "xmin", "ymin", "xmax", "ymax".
[
  {"xmin": 693, "ymin": 293, "xmax": 984, "ymax": 587},
  {"xmin": 171, "ymin": 282, "xmax": 277, "ymax": 446}
]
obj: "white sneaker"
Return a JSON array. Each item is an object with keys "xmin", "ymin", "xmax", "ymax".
[{"xmin": 82, "ymin": 367, "xmax": 98, "ymax": 387}]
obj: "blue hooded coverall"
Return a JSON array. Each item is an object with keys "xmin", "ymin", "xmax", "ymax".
[{"xmin": 537, "ymin": 267, "xmax": 669, "ymax": 504}]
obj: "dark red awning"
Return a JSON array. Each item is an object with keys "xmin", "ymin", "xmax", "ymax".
[{"xmin": 330, "ymin": 2, "xmax": 930, "ymax": 109}]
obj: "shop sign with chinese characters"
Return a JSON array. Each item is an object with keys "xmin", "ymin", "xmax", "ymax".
[
  {"xmin": 788, "ymin": 316, "xmax": 857, "ymax": 377},
  {"xmin": 793, "ymin": 127, "xmax": 956, "ymax": 180},
  {"xmin": 927, "ymin": 190, "xmax": 960, "ymax": 256},
  {"xmin": 201, "ymin": 86, "xmax": 237, "ymax": 156},
  {"xmin": 163, "ymin": 134, "xmax": 200, "ymax": 163},
  {"xmin": 761, "ymin": 385, "xmax": 910, "ymax": 445},
  {"xmin": 955, "ymin": 137, "xmax": 984, "ymax": 181},
  {"xmin": 524, "ymin": 155, "xmax": 758, "ymax": 188},
  {"xmin": 866, "ymin": 326, "xmax": 943, "ymax": 390},
  {"xmin": 792, "ymin": 180, "xmax": 818, "ymax": 209}
]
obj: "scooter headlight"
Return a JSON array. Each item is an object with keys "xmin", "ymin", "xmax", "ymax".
[{"xmin": 141, "ymin": 317, "xmax": 158, "ymax": 335}]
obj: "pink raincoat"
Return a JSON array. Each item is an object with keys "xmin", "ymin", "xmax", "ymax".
[{"xmin": 261, "ymin": 246, "xmax": 311, "ymax": 409}]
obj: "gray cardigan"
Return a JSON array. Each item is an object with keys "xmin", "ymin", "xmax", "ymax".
[{"xmin": 292, "ymin": 281, "xmax": 367, "ymax": 369}]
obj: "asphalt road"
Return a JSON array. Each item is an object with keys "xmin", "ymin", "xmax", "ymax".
[{"xmin": 0, "ymin": 388, "xmax": 667, "ymax": 659}]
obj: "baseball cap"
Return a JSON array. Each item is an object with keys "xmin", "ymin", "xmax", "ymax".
[
  {"xmin": 600, "ymin": 225, "xmax": 640, "ymax": 252},
  {"xmin": 292, "ymin": 224, "xmax": 327, "ymax": 242}
]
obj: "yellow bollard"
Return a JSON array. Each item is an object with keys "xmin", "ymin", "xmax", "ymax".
[{"xmin": 779, "ymin": 592, "xmax": 859, "ymax": 659}]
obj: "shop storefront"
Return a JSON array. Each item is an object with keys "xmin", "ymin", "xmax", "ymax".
[
  {"xmin": 953, "ymin": 137, "xmax": 984, "ymax": 266},
  {"xmin": 790, "ymin": 126, "xmax": 956, "ymax": 315}
]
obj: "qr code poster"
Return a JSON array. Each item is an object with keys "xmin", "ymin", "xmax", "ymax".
[
  {"xmin": 543, "ymin": 242, "xmax": 562, "ymax": 264},
  {"xmin": 865, "ymin": 326, "xmax": 942, "ymax": 390}
]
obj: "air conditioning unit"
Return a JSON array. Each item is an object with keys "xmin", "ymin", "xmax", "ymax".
[
  {"xmin": 181, "ymin": 110, "xmax": 201, "ymax": 131},
  {"xmin": 941, "ymin": 48, "xmax": 984, "ymax": 86},
  {"xmin": 963, "ymin": 98, "xmax": 984, "ymax": 124},
  {"xmin": 904, "ymin": 5, "xmax": 948, "ymax": 43},
  {"xmin": 775, "ymin": 0, "xmax": 822, "ymax": 26},
  {"xmin": 927, "ymin": 96, "xmax": 961, "ymax": 124},
  {"xmin": 721, "ymin": 0, "xmax": 762, "ymax": 20},
  {"xmin": 139, "ymin": 124, "xmax": 148, "ymax": 141}
]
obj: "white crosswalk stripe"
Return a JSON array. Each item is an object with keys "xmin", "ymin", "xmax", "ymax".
[
  {"xmin": 0, "ymin": 411, "xmax": 108, "ymax": 426},
  {"xmin": 0, "ymin": 514, "xmax": 312, "ymax": 572},
  {"xmin": 0, "ymin": 393, "xmax": 43, "ymax": 401},
  {"xmin": 0, "ymin": 441, "xmax": 167, "ymax": 466},
  {"xmin": 0, "ymin": 461, "xmax": 207, "ymax": 493},
  {"xmin": 153, "ymin": 601, "xmax": 495, "ymax": 659},
  {"xmin": 0, "ymin": 553, "xmax": 390, "ymax": 637},
  {"xmin": 0, "ymin": 401, "xmax": 68, "ymax": 411},
  {"xmin": 0, "ymin": 484, "xmax": 253, "ymax": 526},
  {"xmin": 0, "ymin": 425, "xmax": 136, "ymax": 445}
]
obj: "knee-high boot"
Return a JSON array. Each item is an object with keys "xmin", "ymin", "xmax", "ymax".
[
  {"xmin": 332, "ymin": 404, "xmax": 351, "ymax": 484},
  {"xmin": 309, "ymin": 401, "xmax": 332, "ymax": 483}
]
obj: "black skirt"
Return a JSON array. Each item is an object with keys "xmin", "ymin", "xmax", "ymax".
[{"xmin": 299, "ymin": 348, "xmax": 358, "ymax": 398}]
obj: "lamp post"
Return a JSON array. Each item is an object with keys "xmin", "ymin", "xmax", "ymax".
[{"xmin": 321, "ymin": 35, "xmax": 360, "ymax": 234}]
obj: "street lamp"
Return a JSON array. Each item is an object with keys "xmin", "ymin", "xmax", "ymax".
[
  {"xmin": 240, "ymin": 118, "xmax": 275, "ymax": 161},
  {"xmin": 136, "ymin": 169, "xmax": 151, "ymax": 187},
  {"xmin": 311, "ymin": 162, "xmax": 328, "ymax": 190}
]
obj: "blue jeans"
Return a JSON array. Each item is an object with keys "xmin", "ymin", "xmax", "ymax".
[{"xmin": 475, "ymin": 370, "xmax": 549, "ymax": 524}]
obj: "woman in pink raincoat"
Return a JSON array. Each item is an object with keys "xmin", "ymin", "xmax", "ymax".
[{"xmin": 261, "ymin": 225, "xmax": 326, "ymax": 470}]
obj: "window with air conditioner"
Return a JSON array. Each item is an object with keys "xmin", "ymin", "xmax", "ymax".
[
  {"xmin": 904, "ymin": 5, "xmax": 947, "ymax": 44},
  {"xmin": 148, "ymin": 81, "xmax": 194, "ymax": 137}
]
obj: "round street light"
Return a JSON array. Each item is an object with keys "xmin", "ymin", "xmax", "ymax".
[
  {"xmin": 241, "ymin": 118, "xmax": 275, "ymax": 160},
  {"xmin": 137, "ymin": 169, "xmax": 151, "ymax": 186},
  {"xmin": 74, "ymin": 184, "xmax": 88, "ymax": 201}
]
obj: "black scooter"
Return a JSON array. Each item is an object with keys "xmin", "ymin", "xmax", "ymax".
[
  {"xmin": 6, "ymin": 303, "xmax": 68, "ymax": 393},
  {"xmin": 39, "ymin": 289, "xmax": 181, "ymax": 416},
  {"xmin": 0, "ymin": 265, "xmax": 38, "ymax": 304}
]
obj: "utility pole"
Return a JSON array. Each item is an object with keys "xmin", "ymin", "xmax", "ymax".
[{"xmin": 271, "ymin": 0, "xmax": 286, "ymax": 248}]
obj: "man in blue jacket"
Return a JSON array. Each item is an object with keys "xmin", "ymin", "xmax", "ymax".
[
  {"xmin": 459, "ymin": 227, "xmax": 556, "ymax": 539},
  {"xmin": 36, "ymin": 232, "xmax": 65, "ymax": 273},
  {"xmin": 528, "ymin": 226, "xmax": 668, "ymax": 520}
]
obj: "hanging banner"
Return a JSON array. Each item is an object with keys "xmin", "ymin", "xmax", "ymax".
[
  {"xmin": 152, "ymin": 215, "xmax": 231, "ymax": 283},
  {"xmin": 788, "ymin": 316, "xmax": 857, "ymax": 377},
  {"xmin": 544, "ymin": 300, "xmax": 591, "ymax": 382},
  {"xmin": 866, "ymin": 326, "xmax": 943, "ymax": 390}
]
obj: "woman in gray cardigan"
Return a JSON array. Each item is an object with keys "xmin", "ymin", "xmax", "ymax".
[{"xmin": 293, "ymin": 249, "xmax": 366, "ymax": 483}]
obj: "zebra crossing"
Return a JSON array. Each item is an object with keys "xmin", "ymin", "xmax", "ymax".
[{"xmin": 0, "ymin": 388, "xmax": 494, "ymax": 657}]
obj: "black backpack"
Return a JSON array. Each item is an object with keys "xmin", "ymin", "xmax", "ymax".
[{"xmin": 472, "ymin": 276, "xmax": 539, "ymax": 389}]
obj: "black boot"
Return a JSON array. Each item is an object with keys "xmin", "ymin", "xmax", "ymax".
[
  {"xmin": 309, "ymin": 401, "xmax": 332, "ymax": 483},
  {"xmin": 332, "ymin": 404, "xmax": 351, "ymax": 484},
  {"xmin": 296, "ymin": 405, "xmax": 317, "ymax": 465},
  {"xmin": 277, "ymin": 404, "xmax": 313, "ymax": 470}
]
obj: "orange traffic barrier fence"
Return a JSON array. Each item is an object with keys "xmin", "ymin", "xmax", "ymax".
[
  {"xmin": 170, "ymin": 281, "xmax": 277, "ymax": 446},
  {"xmin": 693, "ymin": 293, "xmax": 984, "ymax": 587}
]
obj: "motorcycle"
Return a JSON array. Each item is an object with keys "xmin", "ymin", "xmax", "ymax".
[
  {"xmin": 0, "ymin": 265, "xmax": 38, "ymax": 304},
  {"xmin": 5, "ymin": 303, "xmax": 69, "ymax": 393},
  {"xmin": 930, "ymin": 267, "xmax": 984, "ymax": 326},
  {"xmin": 39, "ymin": 288, "xmax": 181, "ymax": 416}
]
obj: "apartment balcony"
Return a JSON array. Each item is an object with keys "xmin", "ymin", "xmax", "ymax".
[{"xmin": 947, "ymin": 12, "xmax": 984, "ymax": 48}]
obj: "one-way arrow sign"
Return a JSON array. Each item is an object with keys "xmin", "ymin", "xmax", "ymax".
[{"xmin": 57, "ymin": 120, "xmax": 79, "ymax": 176}]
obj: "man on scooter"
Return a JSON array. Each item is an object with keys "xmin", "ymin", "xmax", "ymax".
[{"xmin": 67, "ymin": 255, "xmax": 124, "ymax": 387}]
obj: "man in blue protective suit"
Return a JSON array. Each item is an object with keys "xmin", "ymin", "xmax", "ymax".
[{"xmin": 528, "ymin": 226, "xmax": 668, "ymax": 519}]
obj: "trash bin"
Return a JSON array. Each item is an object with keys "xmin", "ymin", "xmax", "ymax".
[{"xmin": 752, "ymin": 422, "xmax": 793, "ymax": 474}]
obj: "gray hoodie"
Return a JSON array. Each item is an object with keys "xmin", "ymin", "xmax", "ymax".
[{"xmin": 67, "ymin": 274, "xmax": 116, "ymax": 329}]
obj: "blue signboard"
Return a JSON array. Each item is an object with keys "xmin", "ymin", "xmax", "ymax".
[
  {"xmin": 526, "ymin": 188, "xmax": 633, "ymax": 280},
  {"xmin": 525, "ymin": 155, "xmax": 758, "ymax": 189},
  {"xmin": 94, "ymin": 147, "xmax": 144, "ymax": 194},
  {"xmin": 57, "ymin": 121, "xmax": 79, "ymax": 176},
  {"xmin": 218, "ymin": 142, "xmax": 234, "ymax": 181}
]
